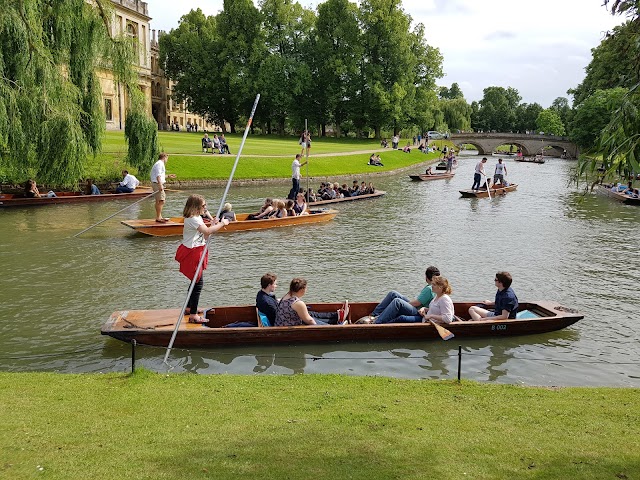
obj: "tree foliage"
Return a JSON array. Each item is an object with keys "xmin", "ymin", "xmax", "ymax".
[
  {"xmin": 536, "ymin": 109, "xmax": 565, "ymax": 136},
  {"xmin": 574, "ymin": 1, "xmax": 640, "ymax": 184},
  {"xmin": 0, "ymin": 0, "xmax": 157, "ymax": 186},
  {"xmin": 474, "ymin": 86, "xmax": 521, "ymax": 132},
  {"xmin": 159, "ymin": 0, "xmax": 444, "ymax": 137}
]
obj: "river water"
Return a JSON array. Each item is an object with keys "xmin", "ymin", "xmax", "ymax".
[{"xmin": 1, "ymin": 154, "xmax": 638, "ymax": 386}]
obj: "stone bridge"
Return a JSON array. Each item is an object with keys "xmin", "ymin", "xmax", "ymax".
[{"xmin": 449, "ymin": 132, "xmax": 579, "ymax": 158}]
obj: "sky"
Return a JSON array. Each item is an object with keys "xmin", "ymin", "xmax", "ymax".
[{"xmin": 147, "ymin": 0, "xmax": 627, "ymax": 107}]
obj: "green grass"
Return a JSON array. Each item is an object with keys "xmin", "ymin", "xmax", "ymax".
[{"xmin": 1, "ymin": 371, "xmax": 638, "ymax": 479}]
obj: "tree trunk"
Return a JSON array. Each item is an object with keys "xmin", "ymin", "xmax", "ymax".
[
  {"xmin": 321, "ymin": 124, "xmax": 326, "ymax": 137},
  {"xmin": 230, "ymin": 121, "xmax": 236, "ymax": 134},
  {"xmin": 374, "ymin": 126, "xmax": 381, "ymax": 139}
]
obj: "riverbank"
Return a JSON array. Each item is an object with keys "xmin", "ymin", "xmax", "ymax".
[{"xmin": 2, "ymin": 370, "xmax": 638, "ymax": 479}]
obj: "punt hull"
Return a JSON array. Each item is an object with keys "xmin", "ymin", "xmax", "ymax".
[
  {"xmin": 409, "ymin": 173, "xmax": 455, "ymax": 181},
  {"xmin": 309, "ymin": 190, "xmax": 385, "ymax": 206},
  {"xmin": 596, "ymin": 185, "xmax": 640, "ymax": 205},
  {"xmin": 101, "ymin": 301, "xmax": 583, "ymax": 348},
  {"xmin": 0, "ymin": 189, "xmax": 155, "ymax": 207},
  {"xmin": 459, "ymin": 184, "xmax": 518, "ymax": 198},
  {"xmin": 120, "ymin": 209, "xmax": 338, "ymax": 237}
]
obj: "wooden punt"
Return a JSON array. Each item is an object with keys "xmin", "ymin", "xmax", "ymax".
[
  {"xmin": 309, "ymin": 190, "xmax": 385, "ymax": 206},
  {"xmin": 459, "ymin": 183, "xmax": 518, "ymax": 198},
  {"xmin": 120, "ymin": 209, "xmax": 338, "ymax": 237},
  {"xmin": 101, "ymin": 300, "xmax": 584, "ymax": 348},
  {"xmin": 514, "ymin": 157, "xmax": 545, "ymax": 164},
  {"xmin": 0, "ymin": 188, "xmax": 156, "ymax": 208},
  {"xmin": 409, "ymin": 173, "xmax": 455, "ymax": 181},
  {"xmin": 596, "ymin": 184, "xmax": 640, "ymax": 205}
]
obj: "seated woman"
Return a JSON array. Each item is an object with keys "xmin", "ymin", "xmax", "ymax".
[
  {"xmin": 293, "ymin": 192, "xmax": 308, "ymax": 215},
  {"xmin": 269, "ymin": 199, "xmax": 287, "ymax": 218},
  {"xmin": 402, "ymin": 144, "xmax": 412, "ymax": 153},
  {"xmin": 418, "ymin": 276, "xmax": 455, "ymax": 324},
  {"xmin": 219, "ymin": 202, "xmax": 237, "ymax": 222},
  {"xmin": 275, "ymin": 278, "xmax": 345, "ymax": 326},
  {"xmin": 306, "ymin": 188, "xmax": 316, "ymax": 202},
  {"xmin": 380, "ymin": 138, "xmax": 389, "ymax": 148},
  {"xmin": 24, "ymin": 179, "xmax": 56, "ymax": 198},
  {"xmin": 367, "ymin": 182, "xmax": 376, "ymax": 194},
  {"xmin": 84, "ymin": 179, "xmax": 101, "ymax": 195},
  {"xmin": 425, "ymin": 166, "xmax": 433, "ymax": 175},
  {"xmin": 247, "ymin": 198, "xmax": 274, "ymax": 220},
  {"xmin": 285, "ymin": 199, "xmax": 296, "ymax": 217}
]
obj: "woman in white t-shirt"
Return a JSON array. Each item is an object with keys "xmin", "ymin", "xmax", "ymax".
[
  {"xmin": 175, "ymin": 194, "xmax": 229, "ymax": 323},
  {"xmin": 419, "ymin": 276, "xmax": 455, "ymax": 324}
]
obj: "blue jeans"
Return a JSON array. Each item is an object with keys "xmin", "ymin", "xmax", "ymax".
[
  {"xmin": 115, "ymin": 185, "xmax": 134, "ymax": 193},
  {"xmin": 472, "ymin": 173, "xmax": 481, "ymax": 190},
  {"xmin": 289, "ymin": 177, "xmax": 300, "ymax": 200},
  {"xmin": 372, "ymin": 291, "xmax": 420, "ymax": 324},
  {"xmin": 309, "ymin": 310, "xmax": 338, "ymax": 325}
]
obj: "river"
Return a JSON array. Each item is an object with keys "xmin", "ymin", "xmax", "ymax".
[{"xmin": 1, "ymin": 154, "xmax": 638, "ymax": 386}]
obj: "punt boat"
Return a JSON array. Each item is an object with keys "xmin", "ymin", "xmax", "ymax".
[
  {"xmin": 121, "ymin": 209, "xmax": 338, "ymax": 237},
  {"xmin": 0, "ymin": 188, "xmax": 156, "ymax": 208},
  {"xmin": 309, "ymin": 190, "xmax": 385, "ymax": 206},
  {"xmin": 596, "ymin": 184, "xmax": 640, "ymax": 205},
  {"xmin": 459, "ymin": 183, "xmax": 518, "ymax": 198},
  {"xmin": 514, "ymin": 156, "xmax": 545, "ymax": 164},
  {"xmin": 101, "ymin": 300, "xmax": 584, "ymax": 347},
  {"xmin": 409, "ymin": 173, "xmax": 455, "ymax": 181}
]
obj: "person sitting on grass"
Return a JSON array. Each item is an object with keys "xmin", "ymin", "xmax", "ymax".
[
  {"xmin": 468, "ymin": 271, "xmax": 519, "ymax": 321},
  {"xmin": 402, "ymin": 143, "xmax": 412, "ymax": 153}
]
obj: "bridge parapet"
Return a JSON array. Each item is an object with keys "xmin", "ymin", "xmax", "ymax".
[{"xmin": 450, "ymin": 132, "xmax": 578, "ymax": 158}]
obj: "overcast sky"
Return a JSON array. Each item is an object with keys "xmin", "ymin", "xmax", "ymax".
[{"xmin": 147, "ymin": 0, "xmax": 626, "ymax": 107}]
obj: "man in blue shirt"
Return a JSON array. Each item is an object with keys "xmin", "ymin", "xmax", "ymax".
[{"xmin": 468, "ymin": 271, "xmax": 519, "ymax": 321}]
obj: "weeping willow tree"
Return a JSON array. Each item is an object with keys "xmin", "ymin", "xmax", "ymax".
[
  {"xmin": 0, "ymin": 0, "xmax": 157, "ymax": 187},
  {"xmin": 576, "ymin": 0, "xmax": 640, "ymax": 186}
]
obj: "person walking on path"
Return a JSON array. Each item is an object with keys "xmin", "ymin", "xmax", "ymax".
[
  {"xmin": 150, "ymin": 153, "xmax": 169, "ymax": 222},
  {"xmin": 288, "ymin": 154, "xmax": 307, "ymax": 200}
]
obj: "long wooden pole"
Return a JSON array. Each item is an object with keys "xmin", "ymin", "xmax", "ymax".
[
  {"xmin": 72, "ymin": 190, "xmax": 158, "ymax": 237},
  {"xmin": 163, "ymin": 94, "xmax": 260, "ymax": 366},
  {"xmin": 305, "ymin": 118, "xmax": 310, "ymax": 203}
]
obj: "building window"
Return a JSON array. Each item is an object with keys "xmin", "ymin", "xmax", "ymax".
[{"xmin": 104, "ymin": 98, "xmax": 113, "ymax": 121}]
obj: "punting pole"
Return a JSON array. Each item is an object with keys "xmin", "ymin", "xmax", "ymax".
[
  {"xmin": 163, "ymin": 94, "xmax": 261, "ymax": 366},
  {"xmin": 72, "ymin": 190, "xmax": 158, "ymax": 237},
  {"xmin": 305, "ymin": 119, "xmax": 309, "ymax": 203}
]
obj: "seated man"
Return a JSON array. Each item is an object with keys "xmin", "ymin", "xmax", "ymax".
[
  {"xmin": 349, "ymin": 180, "xmax": 360, "ymax": 196},
  {"xmin": 361, "ymin": 266, "xmax": 440, "ymax": 324},
  {"xmin": 256, "ymin": 273, "xmax": 279, "ymax": 326},
  {"xmin": 219, "ymin": 134, "xmax": 231, "ymax": 154},
  {"xmin": 115, "ymin": 170, "xmax": 140, "ymax": 193},
  {"xmin": 425, "ymin": 166, "xmax": 433, "ymax": 175},
  {"xmin": 468, "ymin": 271, "xmax": 519, "ymax": 321}
]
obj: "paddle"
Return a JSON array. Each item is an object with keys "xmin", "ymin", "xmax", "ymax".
[
  {"xmin": 428, "ymin": 319, "xmax": 454, "ymax": 341},
  {"xmin": 163, "ymin": 93, "xmax": 261, "ymax": 366},
  {"xmin": 73, "ymin": 190, "xmax": 158, "ymax": 237}
]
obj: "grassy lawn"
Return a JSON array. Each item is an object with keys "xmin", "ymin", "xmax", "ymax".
[
  {"xmin": 92, "ymin": 131, "xmax": 444, "ymax": 182},
  {"xmin": 1, "ymin": 371, "xmax": 638, "ymax": 479}
]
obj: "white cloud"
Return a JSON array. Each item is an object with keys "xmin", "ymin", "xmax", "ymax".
[{"xmin": 146, "ymin": 0, "xmax": 626, "ymax": 106}]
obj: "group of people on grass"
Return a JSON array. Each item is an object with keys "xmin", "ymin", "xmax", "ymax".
[{"xmin": 201, "ymin": 133, "xmax": 231, "ymax": 154}]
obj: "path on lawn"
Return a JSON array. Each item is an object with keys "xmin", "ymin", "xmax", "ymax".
[{"xmin": 169, "ymin": 149, "xmax": 393, "ymax": 158}]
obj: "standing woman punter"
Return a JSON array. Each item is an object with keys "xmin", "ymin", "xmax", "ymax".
[{"xmin": 175, "ymin": 194, "xmax": 229, "ymax": 323}]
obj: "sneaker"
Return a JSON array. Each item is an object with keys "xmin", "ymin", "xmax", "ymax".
[{"xmin": 337, "ymin": 309, "xmax": 345, "ymax": 323}]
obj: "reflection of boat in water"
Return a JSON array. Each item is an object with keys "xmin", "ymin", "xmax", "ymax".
[
  {"xmin": 409, "ymin": 173, "xmax": 455, "ymax": 181},
  {"xmin": 102, "ymin": 300, "xmax": 583, "ymax": 347},
  {"xmin": 596, "ymin": 184, "xmax": 640, "ymax": 205},
  {"xmin": 459, "ymin": 184, "xmax": 518, "ymax": 198},
  {"xmin": 0, "ymin": 188, "xmax": 156, "ymax": 208},
  {"xmin": 309, "ymin": 190, "xmax": 385, "ymax": 206},
  {"xmin": 121, "ymin": 209, "xmax": 338, "ymax": 237}
]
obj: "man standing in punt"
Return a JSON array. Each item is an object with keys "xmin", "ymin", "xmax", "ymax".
[
  {"xmin": 150, "ymin": 153, "xmax": 169, "ymax": 222},
  {"xmin": 493, "ymin": 158, "xmax": 507, "ymax": 185},
  {"xmin": 472, "ymin": 157, "xmax": 488, "ymax": 190},
  {"xmin": 288, "ymin": 154, "xmax": 307, "ymax": 200}
]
